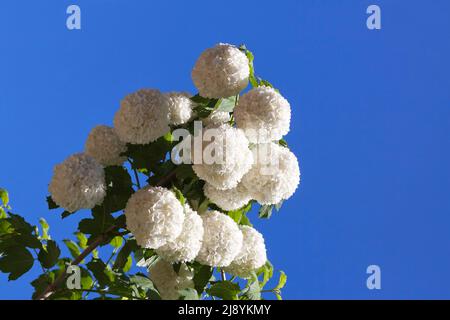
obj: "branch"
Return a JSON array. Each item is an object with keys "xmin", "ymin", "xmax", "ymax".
[
  {"xmin": 35, "ymin": 225, "xmax": 116, "ymax": 300},
  {"xmin": 35, "ymin": 167, "xmax": 179, "ymax": 300}
]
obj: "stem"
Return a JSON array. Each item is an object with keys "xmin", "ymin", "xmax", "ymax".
[
  {"xmin": 221, "ymin": 270, "xmax": 226, "ymax": 281},
  {"xmin": 154, "ymin": 169, "xmax": 177, "ymax": 187},
  {"xmin": 35, "ymin": 225, "xmax": 116, "ymax": 300},
  {"xmin": 72, "ymin": 289, "xmax": 146, "ymax": 300}
]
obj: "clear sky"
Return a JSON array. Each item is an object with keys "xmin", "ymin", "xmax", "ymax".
[{"xmin": 1, "ymin": 0, "xmax": 450, "ymax": 299}]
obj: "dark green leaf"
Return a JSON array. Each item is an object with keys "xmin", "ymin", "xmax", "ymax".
[
  {"xmin": 207, "ymin": 281, "xmax": 241, "ymax": 300},
  {"xmin": 38, "ymin": 240, "xmax": 60, "ymax": 269},
  {"xmin": 193, "ymin": 264, "xmax": 213, "ymax": 294},
  {"xmin": 46, "ymin": 196, "xmax": 59, "ymax": 210},
  {"xmin": 86, "ymin": 259, "xmax": 115, "ymax": 287},
  {"xmin": 63, "ymin": 239, "xmax": 81, "ymax": 259},
  {"xmin": 0, "ymin": 246, "xmax": 34, "ymax": 280}
]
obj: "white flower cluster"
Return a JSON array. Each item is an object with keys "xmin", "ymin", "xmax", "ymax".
[
  {"xmin": 224, "ymin": 226, "xmax": 267, "ymax": 278},
  {"xmin": 48, "ymin": 153, "xmax": 106, "ymax": 212},
  {"xmin": 114, "ymin": 89, "xmax": 170, "ymax": 144},
  {"xmin": 242, "ymin": 143, "xmax": 300, "ymax": 205},
  {"xmin": 156, "ymin": 204, "xmax": 204, "ymax": 263},
  {"xmin": 192, "ymin": 43, "xmax": 249, "ymax": 98},
  {"xmin": 203, "ymin": 182, "xmax": 251, "ymax": 211},
  {"xmin": 192, "ymin": 124, "xmax": 253, "ymax": 190},
  {"xmin": 234, "ymin": 86, "xmax": 291, "ymax": 143},
  {"xmin": 203, "ymin": 109, "xmax": 231, "ymax": 127},
  {"xmin": 196, "ymin": 210, "xmax": 243, "ymax": 267},
  {"xmin": 85, "ymin": 125, "xmax": 127, "ymax": 166},
  {"xmin": 124, "ymin": 187, "xmax": 185, "ymax": 249},
  {"xmin": 166, "ymin": 92, "xmax": 196, "ymax": 125},
  {"xmin": 149, "ymin": 259, "xmax": 194, "ymax": 300}
]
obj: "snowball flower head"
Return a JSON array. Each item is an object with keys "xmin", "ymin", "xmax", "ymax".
[
  {"xmin": 234, "ymin": 86, "xmax": 291, "ymax": 143},
  {"xmin": 84, "ymin": 125, "xmax": 127, "ymax": 166},
  {"xmin": 114, "ymin": 89, "xmax": 170, "ymax": 144},
  {"xmin": 192, "ymin": 124, "xmax": 253, "ymax": 190},
  {"xmin": 224, "ymin": 226, "xmax": 267, "ymax": 278},
  {"xmin": 124, "ymin": 186, "xmax": 184, "ymax": 249},
  {"xmin": 192, "ymin": 43, "xmax": 249, "ymax": 98},
  {"xmin": 166, "ymin": 92, "xmax": 196, "ymax": 125},
  {"xmin": 48, "ymin": 153, "xmax": 106, "ymax": 212},
  {"xmin": 204, "ymin": 182, "xmax": 252, "ymax": 211},
  {"xmin": 203, "ymin": 110, "xmax": 231, "ymax": 127},
  {"xmin": 156, "ymin": 204, "xmax": 204, "ymax": 263},
  {"xmin": 241, "ymin": 143, "xmax": 300, "ymax": 205},
  {"xmin": 149, "ymin": 260, "xmax": 195, "ymax": 300},
  {"xmin": 196, "ymin": 210, "xmax": 243, "ymax": 267}
]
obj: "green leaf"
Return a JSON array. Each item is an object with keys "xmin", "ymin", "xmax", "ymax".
[
  {"xmin": 31, "ymin": 272, "xmax": 55, "ymax": 299},
  {"xmin": 239, "ymin": 45, "xmax": 258, "ymax": 88},
  {"xmin": 278, "ymin": 139, "xmax": 288, "ymax": 148},
  {"xmin": 0, "ymin": 189, "xmax": 9, "ymax": 207},
  {"xmin": 178, "ymin": 288, "xmax": 199, "ymax": 300},
  {"xmin": 256, "ymin": 261, "xmax": 274, "ymax": 288},
  {"xmin": 7, "ymin": 213, "xmax": 34, "ymax": 234},
  {"xmin": 101, "ymin": 166, "xmax": 134, "ymax": 213},
  {"xmin": 130, "ymin": 274, "xmax": 161, "ymax": 300},
  {"xmin": 258, "ymin": 205, "xmax": 273, "ymax": 219},
  {"xmin": 63, "ymin": 239, "xmax": 81, "ymax": 259},
  {"xmin": 78, "ymin": 207, "xmax": 115, "ymax": 244},
  {"xmin": 243, "ymin": 280, "xmax": 261, "ymax": 300},
  {"xmin": 207, "ymin": 281, "xmax": 241, "ymax": 300},
  {"xmin": 75, "ymin": 232, "xmax": 88, "ymax": 249},
  {"xmin": 38, "ymin": 240, "xmax": 61, "ymax": 269},
  {"xmin": 113, "ymin": 239, "xmax": 137, "ymax": 271},
  {"xmin": 125, "ymin": 136, "xmax": 173, "ymax": 174},
  {"xmin": 274, "ymin": 271, "xmax": 287, "ymax": 290},
  {"xmin": 110, "ymin": 236, "xmax": 123, "ymax": 249},
  {"xmin": 0, "ymin": 246, "xmax": 34, "ymax": 280},
  {"xmin": 86, "ymin": 259, "xmax": 115, "ymax": 287},
  {"xmin": 215, "ymin": 96, "xmax": 236, "ymax": 113},
  {"xmin": 172, "ymin": 186, "xmax": 185, "ymax": 207},
  {"xmin": 46, "ymin": 196, "xmax": 59, "ymax": 210},
  {"xmin": 61, "ymin": 211, "xmax": 74, "ymax": 219},
  {"xmin": 80, "ymin": 267, "xmax": 94, "ymax": 289},
  {"xmin": 39, "ymin": 218, "xmax": 50, "ymax": 240},
  {"xmin": 193, "ymin": 264, "xmax": 213, "ymax": 294}
]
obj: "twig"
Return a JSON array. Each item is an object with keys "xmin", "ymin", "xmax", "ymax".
[{"xmin": 35, "ymin": 225, "xmax": 116, "ymax": 300}]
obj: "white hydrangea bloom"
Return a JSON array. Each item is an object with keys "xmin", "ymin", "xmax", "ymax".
[
  {"xmin": 156, "ymin": 204, "xmax": 204, "ymax": 263},
  {"xmin": 166, "ymin": 92, "xmax": 196, "ymax": 125},
  {"xmin": 48, "ymin": 153, "xmax": 106, "ymax": 212},
  {"xmin": 241, "ymin": 143, "xmax": 300, "ymax": 205},
  {"xmin": 149, "ymin": 260, "xmax": 195, "ymax": 300},
  {"xmin": 234, "ymin": 86, "xmax": 291, "ymax": 143},
  {"xmin": 203, "ymin": 110, "xmax": 231, "ymax": 127},
  {"xmin": 196, "ymin": 210, "xmax": 243, "ymax": 267},
  {"xmin": 224, "ymin": 226, "xmax": 267, "ymax": 278},
  {"xmin": 114, "ymin": 89, "xmax": 170, "ymax": 144},
  {"xmin": 84, "ymin": 125, "xmax": 127, "ymax": 166},
  {"xmin": 204, "ymin": 182, "xmax": 252, "ymax": 211},
  {"xmin": 192, "ymin": 43, "xmax": 249, "ymax": 98},
  {"xmin": 124, "ymin": 186, "xmax": 184, "ymax": 249},
  {"xmin": 192, "ymin": 124, "xmax": 253, "ymax": 190}
]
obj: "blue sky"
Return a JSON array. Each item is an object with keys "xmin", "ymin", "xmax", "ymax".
[{"xmin": 1, "ymin": 0, "xmax": 450, "ymax": 299}]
